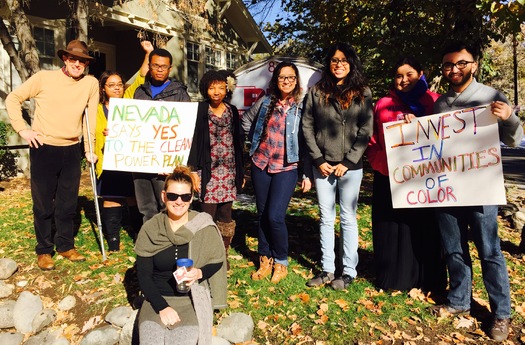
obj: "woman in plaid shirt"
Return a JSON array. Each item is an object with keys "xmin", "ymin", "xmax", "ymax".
[{"xmin": 242, "ymin": 61, "xmax": 312, "ymax": 284}]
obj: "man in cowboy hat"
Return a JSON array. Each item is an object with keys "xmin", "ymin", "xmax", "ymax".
[{"xmin": 6, "ymin": 39, "xmax": 99, "ymax": 270}]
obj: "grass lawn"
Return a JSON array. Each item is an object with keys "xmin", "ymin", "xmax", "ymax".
[{"xmin": 0, "ymin": 167, "xmax": 524, "ymax": 344}]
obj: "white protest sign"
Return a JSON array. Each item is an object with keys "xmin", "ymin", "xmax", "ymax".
[
  {"xmin": 384, "ymin": 105, "xmax": 506, "ymax": 208},
  {"xmin": 102, "ymin": 98, "xmax": 198, "ymax": 174}
]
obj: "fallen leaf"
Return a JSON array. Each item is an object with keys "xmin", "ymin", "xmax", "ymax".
[
  {"xmin": 290, "ymin": 322, "xmax": 302, "ymax": 335},
  {"xmin": 334, "ymin": 299, "xmax": 350, "ymax": 311},
  {"xmin": 455, "ymin": 316, "xmax": 474, "ymax": 329},
  {"xmin": 81, "ymin": 315, "xmax": 102, "ymax": 333},
  {"xmin": 257, "ymin": 320, "xmax": 268, "ymax": 330}
]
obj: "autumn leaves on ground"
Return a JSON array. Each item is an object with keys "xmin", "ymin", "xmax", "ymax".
[{"xmin": 1, "ymin": 170, "xmax": 525, "ymax": 344}]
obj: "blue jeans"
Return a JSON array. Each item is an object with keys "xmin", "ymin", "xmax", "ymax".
[
  {"xmin": 251, "ymin": 166, "xmax": 298, "ymax": 266},
  {"xmin": 30, "ymin": 144, "xmax": 82, "ymax": 254},
  {"xmin": 132, "ymin": 172, "xmax": 166, "ymax": 222},
  {"xmin": 313, "ymin": 167, "xmax": 362, "ymax": 277},
  {"xmin": 436, "ymin": 205, "xmax": 511, "ymax": 319}
]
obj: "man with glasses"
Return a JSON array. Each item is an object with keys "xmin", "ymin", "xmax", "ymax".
[
  {"xmin": 132, "ymin": 48, "xmax": 191, "ymax": 222},
  {"xmin": 432, "ymin": 41, "xmax": 523, "ymax": 342},
  {"xmin": 6, "ymin": 40, "xmax": 99, "ymax": 270}
]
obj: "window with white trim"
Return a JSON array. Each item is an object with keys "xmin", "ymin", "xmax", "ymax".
[
  {"xmin": 33, "ymin": 26, "xmax": 55, "ymax": 58},
  {"xmin": 205, "ymin": 46, "xmax": 222, "ymax": 71},
  {"xmin": 226, "ymin": 52, "xmax": 237, "ymax": 70},
  {"xmin": 186, "ymin": 42, "xmax": 200, "ymax": 93}
]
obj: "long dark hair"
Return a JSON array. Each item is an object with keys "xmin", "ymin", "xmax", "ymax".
[
  {"xmin": 99, "ymin": 70, "xmax": 125, "ymax": 105},
  {"xmin": 316, "ymin": 43, "xmax": 368, "ymax": 109},
  {"xmin": 260, "ymin": 61, "xmax": 302, "ymax": 141}
]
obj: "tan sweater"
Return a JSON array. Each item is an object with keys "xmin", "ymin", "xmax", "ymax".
[{"xmin": 6, "ymin": 69, "xmax": 99, "ymax": 152}]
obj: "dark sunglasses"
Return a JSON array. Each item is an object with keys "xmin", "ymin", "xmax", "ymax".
[{"xmin": 165, "ymin": 192, "xmax": 193, "ymax": 202}]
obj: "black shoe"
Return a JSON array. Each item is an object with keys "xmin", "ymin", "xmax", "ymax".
[
  {"xmin": 331, "ymin": 274, "xmax": 354, "ymax": 290},
  {"xmin": 306, "ymin": 271, "xmax": 334, "ymax": 287},
  {"xmin": 107, "ymin": 237, "xmax": 120, "ymax": 252}
]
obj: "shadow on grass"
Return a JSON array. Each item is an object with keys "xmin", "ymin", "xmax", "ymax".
[
  {"xmin": 76, "ymin": 195, "xmax": 105, "ymax": 253},
  {"xmin": 232, "ymin": 189, "xmax": 376, "ymax": 285}
]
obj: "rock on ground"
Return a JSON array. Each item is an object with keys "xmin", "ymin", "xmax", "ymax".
[
  {"xmin": 13, "ymin": 291, "xmax": 42, "ymax": 334},
  {"xmin": 216, "ymin": 312, "xmax": 254, "ymax": 344},
  {"xmin": 0, "ymin": 280, "xmax": 15, "ymax": 298},
  {"xmin": 0, "ymin": 300, "xmax": 16, "ymax": 328},
  {"xmin": 118, "ymin": 309, "xmax": 138, "ymax": 345},
  {"xmin": 0, "ymin": 332, "xmax": 24, "ymax": 345},
  {"xmin": 31, "ymin": 308, "xmax": 57, "ymax": 333},
  {"xmin": 105, "ymin": 305, "xmax": 134, "ymax": 328},
  {"xmin": 79, "ymin": 325, "xmax": 120, "ymax": 345},
  {"xmin": 57, "ymin": 295, "xmax": 76, "ymax": 311},
  {"xmin": 24, "ymin": 330, "xmax": 69, "ymax": 345},
  {"xmin": 212, "ymin": 335, "xmax": 232, "ymax": 345},
  {"xmin": 0, "ymin": 258, "xmax": 18, "ymax": 279}
]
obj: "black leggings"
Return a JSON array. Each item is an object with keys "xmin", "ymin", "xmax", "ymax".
[{"xmin": 199, "ymin": 201, "xmax": 233, "ymax": 223}]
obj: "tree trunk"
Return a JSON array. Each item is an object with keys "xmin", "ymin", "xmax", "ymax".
[
  {"xmin": 0, "ymin": 17, "xmax": 29, "ymax": 82},
  {"xmin": 69, "ymin": 0, "xmax": 89, "ymax": 42},
  {"xmin": 5, "ymin": 0, "xmax": 40, "ymax": 77},
  {"xmin": 76, "ymin": 0, "xmax": 89, "ymax": 42},
  {"xmin": 513, "ymin": 35, "xmax": 519, "ymax": 106}
]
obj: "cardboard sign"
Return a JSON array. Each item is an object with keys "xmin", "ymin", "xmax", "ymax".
[
  {"xmin": 384, "ymin": 105, "xmax": 506, "ymax": 208},
  {"xmin": 102, "ymin": 98, "xmax": 198, "ymax": 174}
]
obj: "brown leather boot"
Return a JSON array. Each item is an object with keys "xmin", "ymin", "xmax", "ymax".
[
  {"xmin": 37, "ymin": 254, "xmax": 55, "ymax": 270},
  {"xmin": 58, "ymin": 249, "xmax": 86, "ymax": 262},
  {"xmin": 271, "ymin": 263, "xmax": 288, "ymax": 284},
  {"xmin": 216, "ymin": 220, "xmax": 236, "ymax": 270},
  {"xmin": 252, "ymin": 256, "xmax": 273, "ymax": 280}
]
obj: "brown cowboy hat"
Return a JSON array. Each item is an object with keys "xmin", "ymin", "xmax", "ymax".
[{"xmin": 57, "ymin": 40, "xmax": 95, "ymax": 61}]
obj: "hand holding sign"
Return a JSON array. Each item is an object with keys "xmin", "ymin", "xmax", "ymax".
[{"xmin": 102, "ymin": 98, "xmax": 198, "ymax": 174}]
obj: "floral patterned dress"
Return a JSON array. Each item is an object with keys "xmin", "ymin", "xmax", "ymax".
[{"xmin": 203, "ymin": 104, "xmax": 236, "ymax": 203}]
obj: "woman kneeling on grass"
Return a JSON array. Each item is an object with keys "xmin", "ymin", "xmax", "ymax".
[{"xmin": 135, "ymin": 166, "xmax": 227, "ymax": 345}]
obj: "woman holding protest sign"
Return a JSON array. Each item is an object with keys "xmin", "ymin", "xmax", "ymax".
[
  {"xmin": 302, "ymin": 43, "xmax": 373, "ymax": 290},
  {"xmin": 366, "ymin": 56, "xmax": 447, "ymax": 293},
  {"xmin": 187, "ymin": 70, "xmax": 244, "ymax": 270},
  {"xmin": 94, "ymin": 40, "xmax": 153, "ymax": 251}
]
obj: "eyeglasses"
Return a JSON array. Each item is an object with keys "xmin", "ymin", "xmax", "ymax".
[
  {"xmin": 105, "ymin": 83, "xmax": 124, "ymax": 89},
  {"xmin": 330, "ymin": 58, "xmax": 349, "ymax": 65},
  {"xmin": 66, "ymin": 56, "xmax": 89, "ymax": 65},
  {"xmin": 150, "ymin": 63, "xmax": 171, "ymax": 71},
  {"xmin": 441, "ymin": 60, "xmax": 475, "ymax": 71},
  {"xmin": 277, "ymin": 75, "xmax": 297, "ymax": 82},
  {"xmin": 165, "ymin": 192, "xmax": 193, "ymax": 202}
]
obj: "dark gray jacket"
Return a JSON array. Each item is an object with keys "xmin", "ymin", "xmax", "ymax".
[
  {"xmin": 301, "ymin": 86, "xmax": 374, "ymax": 170},
  {"xmin": 133, "ymin": 78, "xmax": 191, "ymax": 102}
]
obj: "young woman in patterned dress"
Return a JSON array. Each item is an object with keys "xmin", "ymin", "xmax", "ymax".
[{"xmin": 188, "ymin": 70, "xmax": 244, "ymax": 269}]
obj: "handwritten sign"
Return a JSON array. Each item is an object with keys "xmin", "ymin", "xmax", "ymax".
[
  {"xmin": 102, "ymin": 98, "xmax": 198, "ymax": 174},
  {"xmin": 384, "ymin": 105, "xmax": 506, "ymax": 208}
]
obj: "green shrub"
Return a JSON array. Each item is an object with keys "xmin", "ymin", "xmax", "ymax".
[{"xmin": 0, "ymin": 122, "xmax": 21, "ymax": 180}]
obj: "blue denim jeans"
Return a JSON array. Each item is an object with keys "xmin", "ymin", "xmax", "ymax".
[
  {"xmin": 30, "ymin": 144, "xmax": 81, "ymax": 254},
  {"xmin": 132, "ymin": 172, "xmax": 166, "ymax": 222},
  {"xmin": 313, "ymin": 167, "xmax": 362, "ymax": 277},
  {"xmin": 436, "ymin": 205, "xmax": 511, "ymax": 319},
  {"xmin": 251, "ymin": 166, "xmax": 298, "ymax": 266}
]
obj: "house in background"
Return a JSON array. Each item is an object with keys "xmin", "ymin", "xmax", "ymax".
[{"xmin": 0, "ymin": 0, "xmax": 271, "ymax": 175}]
